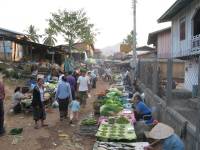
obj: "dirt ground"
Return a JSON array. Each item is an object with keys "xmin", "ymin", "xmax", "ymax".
[{"xmin": 0, "ymin": 79, "xmax": 109, "ymax": 150}]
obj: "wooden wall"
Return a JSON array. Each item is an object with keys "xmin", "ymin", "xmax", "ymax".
[
  {"xmin": 157, "ymin": 30, "xmax": 171, "ymax": 58},
  {"xmin": 171, "ymin": 0, "xmax": 200, "ymax": 57}
]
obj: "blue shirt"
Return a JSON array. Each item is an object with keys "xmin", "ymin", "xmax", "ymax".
[
  {"xmin": 163, "ymin": 134, "xmax": 185, "ymax": 150},
  {"xmin": 55, "ymin": 81, "xmax": 72, "ymax": 100},
  {"xmin": 91, "ymin": 72, "xmax": 96, "ymax": 79},
  {"xmin": 69, "ymin": 100, "xmax": 80, "ymax": 112},
  {"xmin": 136, "ymin": 101, "xmax": 151, "ymax": 115}
]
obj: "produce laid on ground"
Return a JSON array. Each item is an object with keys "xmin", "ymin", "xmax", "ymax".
[
  {"xmin": 21, "ymin": 98, "xmax": 32, "ymax": 107},
  {"xmin": 96, "ymin": 123, "xmax": 137, "ymax": 141},
  {"xmin": 93, "ymin": 141, "xmax": 149, "ymax": 150},
  {"xmin": 81, "ymin": 117, "xmax": 97, "ymax": 126},
  {"xmin": 100, "ymin": 104, "xmax": 123, "ymax": 116},
  {"xmin": 80, "ymin": 117, "xmax": 98, "ymax": 135},
  {"xmin": 10, "ymin": 128, "xmax": 23, "ymax": 135},
  {"xmin": 115, "ymin": 116, "xmax": 130, "ymax": 124},
  {"xmin": 45, "ymin": 82, "xmax": 57, "ymax": 90},
  {"xmin": 107, "ymin": 88, "xmax": 122, "ymax": 97}
]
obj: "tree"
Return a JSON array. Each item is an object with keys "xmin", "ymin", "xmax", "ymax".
[
  {"xmin": 25, "ymin": 25, "xmax": 40, "ymax": 43},
  {"xmin": 48, "ymin": 9, "xmax": 96, "ymax": 51},
  {"xmin": 123, "ymin": 30, "xmax": 134, "ymax": 47},
  {"xmin": 43, "ymin": 28, "xmax": 57, "ymax": 46}
]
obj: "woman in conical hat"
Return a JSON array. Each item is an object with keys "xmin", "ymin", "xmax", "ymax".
[{"xmin": 145, "ymin": 123, "xmax": 184, "ymax": 150}]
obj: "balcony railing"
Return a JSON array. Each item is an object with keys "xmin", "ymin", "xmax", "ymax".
[{"xmin": 191, "ymin": 34, "xmax": 200, "ymax": 54}]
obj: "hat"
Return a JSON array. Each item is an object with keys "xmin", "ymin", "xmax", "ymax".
[
  {"xmin": 131, "ymin": 92, "xmax": 141, "ymax": 101},
  {"xmin": 133, "ymin": 92, "xmax": 140, "ymax": 98},
  {"xmin": 148, "ymin": 123, "xmax": 174, "ymax": 140}
]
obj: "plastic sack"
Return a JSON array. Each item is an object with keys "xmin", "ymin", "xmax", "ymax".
[{"xmin": 52, "ymin": 101, "xmax": 59, "ymax": 108}]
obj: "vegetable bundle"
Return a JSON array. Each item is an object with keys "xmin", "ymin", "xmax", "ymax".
[{"xmin": 81, "ymin": 117, "xmax": 97, "ymax": 126}]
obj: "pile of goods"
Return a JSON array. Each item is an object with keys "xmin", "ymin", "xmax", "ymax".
[
  {"xmin": 79, "ymin": 117, "xmax": 98, "ymax": 135},
  {"xmin": 81, "ymin": 117, "xmax": 97, "ymax": 126},
  {"xmin": 91, "ymin": 72, "xmax": 150, "ymax": 149},
  {"xmin": 96, "ymin": 123, "xmax": 136, "ymax": 141},
  {"xmin": 93, "ymin": 141, "xmax": 149, "ymax": 150},
  {"xmin": 100, "ymin": 104, "xmax": 123, "ymax": 117}
]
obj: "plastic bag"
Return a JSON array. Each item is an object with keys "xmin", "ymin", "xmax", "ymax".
[{"xmin": 52, "ymin": 101, "xmax": 59, "ymax": 108}]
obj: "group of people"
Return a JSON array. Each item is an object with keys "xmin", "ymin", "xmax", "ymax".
[
  {"xmin": 32, "ymin": 69, "xmax": 93, "ymax": 128},
  {"xmin": 0, "ymin": 68, "xmax": 97, "ymax": 134}
]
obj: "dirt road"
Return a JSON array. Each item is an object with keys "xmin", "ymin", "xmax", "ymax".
[{"xmin": 0, "ymin": 79, "xmax": 109, "ymax": 150}]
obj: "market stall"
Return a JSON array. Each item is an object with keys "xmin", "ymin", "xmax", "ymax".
[{"xmin": 91, "ymin": 77, "xmax": 151, "ymax": 150}]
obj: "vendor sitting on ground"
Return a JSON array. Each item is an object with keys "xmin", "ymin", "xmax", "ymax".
[
  {"xmin": 12, "ymin": 87, "xmax": 27, "ymax": 114},
  {"xmin": 145, "ymin": 123, "xmax": 184, "ymax": 150},
  {"xmin": 132, "ymin": 93, "xmax": 152, "ymax": 121}
]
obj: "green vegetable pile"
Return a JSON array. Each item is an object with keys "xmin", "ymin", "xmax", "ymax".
[
  {"xmin": 99, "ymin": 88, "xmax": 125, "ymax": 117},
  {"xmin": 107, "ymin": 88, "xmax": 122, "ymax": 97},
  {"xmin": 100, "ymin": 104, "xmax": 123, "ymax": 116},
  {"xmin": 81, "ymin": 117, "xmax": 97, "ymax": 126},
  {"xmin": 96, "ymin": 123, "xmax": 136, "ymax": 140},
  {"xmin": 116, "ymin": 116, "xmax": 130, "ymax": 124},
  {"xmin": 46, "ymin": 83, "xmax": 57, "ymax": 90}
]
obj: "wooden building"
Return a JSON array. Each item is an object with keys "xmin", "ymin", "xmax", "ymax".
[
  {"xmin": 158, "ymin": 0, "xmax": 200, "ymax": 91},
  {"xmin": 148, "ymin": 27, "xmax": 171, "ymax": 58}
]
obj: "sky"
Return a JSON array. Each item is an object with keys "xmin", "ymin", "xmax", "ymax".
[{"xmin": 0, "ymin": 0, "xmax": 176, "ymax": 49}]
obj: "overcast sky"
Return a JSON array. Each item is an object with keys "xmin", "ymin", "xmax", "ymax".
[{"xmin": 0, "ymin": 0, "xmax": 176, "ymax": 49}]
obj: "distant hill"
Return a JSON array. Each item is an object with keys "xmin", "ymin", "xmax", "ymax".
[{"xmin": 100, "ymin": 43, "xmax": 121, "ymax": 56}]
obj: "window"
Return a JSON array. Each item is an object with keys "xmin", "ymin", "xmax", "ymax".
[
  {"xmin": 193, "ymin": 8, "xmax": 200, "ymax": 36},
  {"xmin": 180, "ymin": 18, "xmax": 186, "ymax": 41}
]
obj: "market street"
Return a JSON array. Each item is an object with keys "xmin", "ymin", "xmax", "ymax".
[{"xmin": 0, "ymin": 78, "xmax": 109, "ymax": 150}]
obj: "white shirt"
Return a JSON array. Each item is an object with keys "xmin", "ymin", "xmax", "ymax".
[
  {"xmin": 12, "ymin": 91, "xmax": 24, "ymax": 107},
  {"xmin": 58, "ymin": 74, "xmax": 64, "ymax": 84},
  {"xmin": 77, "ymin": 76, "xmax": 90, "ymax": 91},
  {"xmin": 39, "ymin": 87, "xmax": 44, "ymax": 102}
]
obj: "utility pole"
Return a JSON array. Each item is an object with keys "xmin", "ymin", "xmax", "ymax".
[{"xmin": 132, "ymin": 0, "xmax": 137, "ymax": 78}]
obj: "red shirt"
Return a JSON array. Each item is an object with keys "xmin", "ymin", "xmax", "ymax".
[{"xmin": 0, "ymin": 81, "xmax": 5, "ymax": 100}]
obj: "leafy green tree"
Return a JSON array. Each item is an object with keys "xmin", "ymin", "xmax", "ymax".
[
  {"xmin": 123, "ymin": 30, "xmax": 134, "ymax": 47},
  {"xmin": 123, "ymin": 31, "xmax": 133, "ymax": 45},
  {"xmin": 43, "ymin": 28, "xmax": 57, "ymax": 46},
  {"xmin": 25, "ymin": 25, "xmax": 40, "ymax": 43},
  {"xmin": 48, "ymin": 9, "xmax": 96, "ymax": 51}
]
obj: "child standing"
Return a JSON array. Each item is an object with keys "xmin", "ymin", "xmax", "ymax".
[{"xmin": 69, "ymin": 96, "xmax": 80, "ymax": 125}]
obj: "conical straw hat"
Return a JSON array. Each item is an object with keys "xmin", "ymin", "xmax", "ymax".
[{"xmin": 149, "ymin": 123, "xmax": 174, "ymax": 140}]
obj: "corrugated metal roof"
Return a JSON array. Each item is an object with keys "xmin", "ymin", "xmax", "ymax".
[
  {"xmin": 158, "ymin": 0, "xmax": 194, "ymax": 23},
  {"xmin": 0, "ymin": 27, "xmax": 24, "ymax": 35}
]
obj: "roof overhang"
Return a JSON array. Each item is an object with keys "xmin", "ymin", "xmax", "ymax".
[
  {"xmin": 158, "ymin": 0, "xmax": 194, "ymax": 23},
  {"xmin": 136, "ymin": 46, "xmax": 156, "ymax": 51},
  {"xmin": 147, "ymin": 27, "xmax": 171, "ymax": 45},
  {"xmin": 0, "ymin": 34, "xmax": 54, "ymax": 50}
]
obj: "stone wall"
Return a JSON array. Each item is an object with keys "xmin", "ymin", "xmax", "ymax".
[{"xmin": 139, "ymin": 83, "xmax": 197, "ymax": 150}]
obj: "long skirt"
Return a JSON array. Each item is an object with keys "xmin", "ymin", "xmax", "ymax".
[{"xmin": 32, "ymin": 105, "xmax": 46, "ymax": 121}]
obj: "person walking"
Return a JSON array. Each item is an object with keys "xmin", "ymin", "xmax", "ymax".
[
  {"xmin": 77, "ymin": 70, "xmax": 90, "ymax": 107},
  {"xmin": 32, "ymin": 78, "xmax": 48, "ymax": 129},
  {"xmin": 0, "ymin": 77, "xmax": 5, "ymax": 136},
  {"xmin": 69, "ymin": 96, "xmax": 80, "ymax": 125},
  {"xmin": 66, "ymin": 71, "xmax": 76, "ymax": 100},
  {"xmin": 55, "ymin": 76, "xmax": 72, "ymax": 121},
  {"xmin": 91, "ymin": 71, "xmax": 97, "ymax": 88}
]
